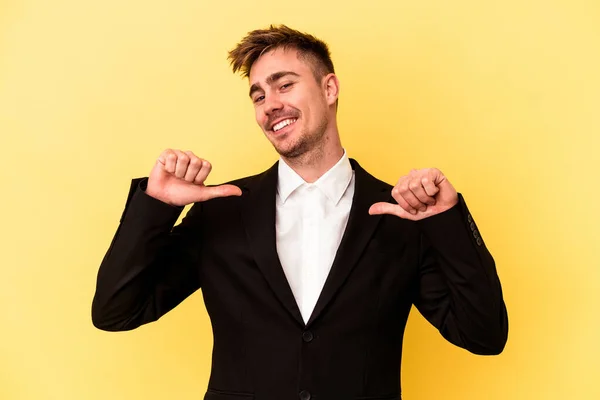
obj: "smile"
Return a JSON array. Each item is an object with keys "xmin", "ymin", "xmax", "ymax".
[{"xmin": 272, "ymin": 118, "xmax": 297, "ymax": 132}]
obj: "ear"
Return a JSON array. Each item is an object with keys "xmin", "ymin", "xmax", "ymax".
[{"xmin": 322, "ymin": 73, "xmax": 340, "ymax": 106}]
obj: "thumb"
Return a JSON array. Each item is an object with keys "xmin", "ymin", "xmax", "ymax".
[
  {"xmin": 368, "ymin": 202, "xmax": 407, "ymax": 218},
  {"xmin": 201, "ymin": 184, "xmax": 243, "ymax": 201}
]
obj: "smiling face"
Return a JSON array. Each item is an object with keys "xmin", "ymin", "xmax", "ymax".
[{"xmin": 248, "ymin": 47, "xmax": 338, "ymax": 159}]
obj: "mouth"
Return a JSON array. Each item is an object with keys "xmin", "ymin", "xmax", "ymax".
[{"xmin": 270, "ymin": 118, "xmax": 298, "ymax": 135}]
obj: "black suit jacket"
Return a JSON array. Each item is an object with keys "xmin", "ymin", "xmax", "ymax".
[{"xmin": 92, "ymin": 159, "xmax": 508, "ymax": 400}]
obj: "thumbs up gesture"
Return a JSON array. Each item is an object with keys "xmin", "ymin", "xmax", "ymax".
[
  {"xmin": 369, "ymin": 168, "xmax": 458, "ymax": 221},
  {"xmin": 146, "ymin": 149, "xmax": 242, "ymax": 207}
]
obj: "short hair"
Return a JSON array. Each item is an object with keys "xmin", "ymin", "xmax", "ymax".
[{"xmin": 227, "ymin": 24, "xmax": 335, "ymax": 82}]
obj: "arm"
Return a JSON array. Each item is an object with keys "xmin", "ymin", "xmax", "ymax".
[
  {"xmin": 369, "ymin": 168, "xmax": 508, "ymax": 354},
  {"xmin": 92, "ymin": 149, "xmax": 241, "ymax": 331},
  {"xmin": 91, "ymin": 178, "xmax": 203, "ymax": 331},
  {"xmin": 414, "ymin": 194, "xmax": 508, "ymax": 355}
]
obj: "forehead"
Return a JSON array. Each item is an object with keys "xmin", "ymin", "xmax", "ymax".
[{"xmin": 249, "ymin": 47, "xmax": 312, "ymax": 84}]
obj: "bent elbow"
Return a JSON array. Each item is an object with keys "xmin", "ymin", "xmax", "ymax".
[
  {"xmin": 91, "ymin": 307, "xmax": 126, "ymax": 332},
  {"xmin": 91, "ymin": 297, "xmax": 139, "ymax": 332},
  {"xmin": 474, "ymin": 336, "xmax": 507, "ymax": 355},
  {"xmin": 468, "ymin": 321, "xmax": 509, "ymax": 356}
]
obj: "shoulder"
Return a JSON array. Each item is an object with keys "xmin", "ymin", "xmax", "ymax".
[
  {"xmin": 224, "ymin": 169, "xmax": 273, "ymax": 190},
  {"xmin": 349, "ymin": 158, "xmax": 393, "ymax": 192}
]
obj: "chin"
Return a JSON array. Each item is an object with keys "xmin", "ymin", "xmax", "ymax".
[
  {"xmin": 276, "ymin": 141, "xmax": 309, "ymax": 159},
  {"xmin": 268, "ymin": 133, "xmax": 296, "ymax": 155}
]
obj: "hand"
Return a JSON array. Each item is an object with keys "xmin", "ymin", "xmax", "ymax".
[
  {"xmin": 146, "ymin": 149, "xmax": 242, "ymax": 206},
  {"xmin": 369, "ymin": 168, "xmax": 458, "ymax": 221}
]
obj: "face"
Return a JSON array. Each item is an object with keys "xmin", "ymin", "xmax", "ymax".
[{"xmin": 248, "ymin": 48, "xmax": 337, "ymax": 159}]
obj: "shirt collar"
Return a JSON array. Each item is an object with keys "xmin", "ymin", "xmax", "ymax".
[{"xmin": 277, "ymin": 150, "xmax": 353, "ymax": 205}]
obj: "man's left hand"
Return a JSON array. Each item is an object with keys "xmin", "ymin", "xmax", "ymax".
[{"xmin": 369, "ymin": 168, "xmax": 458, "ymax": 221}]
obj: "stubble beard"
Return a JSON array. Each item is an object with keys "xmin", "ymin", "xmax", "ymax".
[{"xmin": 275, "ymin": 115, "xmax": 329, "ymax": 162}]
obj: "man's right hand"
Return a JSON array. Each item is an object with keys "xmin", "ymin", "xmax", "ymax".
[{"xmin": 146, "ymin": 149, "xmax": 242, "ymax": 207}]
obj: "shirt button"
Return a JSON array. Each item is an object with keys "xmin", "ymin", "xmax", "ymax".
[
  {"xmin": 299, "ymin": 390, "xmax": 311, "ymax": 400},
  {"xmin": 302, "ymin": 331, "xmax": 314, "ymax": 342}
]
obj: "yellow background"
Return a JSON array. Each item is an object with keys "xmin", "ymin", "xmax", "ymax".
[{"xmin": 1, "ymin": 0, "xmax": 599, "ymax": 398}]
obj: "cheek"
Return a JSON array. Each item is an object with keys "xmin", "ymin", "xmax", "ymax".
[
  {"xmin": 303, "ymin": 93, "xmax": 325, "ymax": 118},
  {"xmin": 255, "ymin": 108, "xmax": 266, "ymax": 127}
]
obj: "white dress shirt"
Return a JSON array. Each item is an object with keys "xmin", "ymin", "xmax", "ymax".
[{"xmin": 276, "ymin": 150, "xmax": 355, "ymax": 323}]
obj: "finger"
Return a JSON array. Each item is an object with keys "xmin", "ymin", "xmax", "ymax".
[
  {"xmin": 157, "ymin": 148, "xmax": 170, "ymax": 165},
  {"xmin": 395, "ymin": 182, "xmax": 425, "ymax": 213},
  {"xmin": 368, "ymin": 202, "xmax": 407, "ymax": 218},
  {"xmin": 422, "ymin": 174, "xmax": 440, "ymax": 197},
  {"xmin": 391, "ymin": 187, "xmax": 418, "ymax": 215},
  {"xmin": 173, "ymin": 149, "xmax": 190, "ymax": 179},
  {"xmin": 183, "ymin": 151, "xmax": 203, "ymax": 183},
  {"xmin": 428, "ymin": 167, "xmax": 446, "ymax": 186},
  {"xmin": 201, "ymin": 184, "xmax": 243, "ymax": 200},
  {"xmin": 194, "ymin": 160, "xmax": 212, "ymax": 185},
  {"xmin": 160, "ymin": 149, "xmax": 177, "ymax": 174},
  {"xmin": 409, "ymin": 178, "xmax": 436, "ymax": 206}
]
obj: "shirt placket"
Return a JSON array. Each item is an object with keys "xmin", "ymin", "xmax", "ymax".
[{"xmin": 300, "ymin": 185, "xmax": 322, "ymax": 322}]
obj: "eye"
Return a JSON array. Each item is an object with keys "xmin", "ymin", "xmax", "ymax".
[
  {"xmin": 281, "ymin": 83, "xmax": 294, "ymax": 90},
  {"xmin": 253, "ymin": 95, "xmax": 265, "ymax": 103}
]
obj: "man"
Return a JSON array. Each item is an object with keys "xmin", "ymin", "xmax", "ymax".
[{"xmin": 92, "ymin": 25, "xmax": 508, "ymax": 400}]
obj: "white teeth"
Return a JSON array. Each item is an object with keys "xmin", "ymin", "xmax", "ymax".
[{"xmin": 273, "ymin": 118, "xmax": 296, "ymax": 132}]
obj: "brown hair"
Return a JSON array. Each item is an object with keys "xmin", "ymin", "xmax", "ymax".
[{"xmin": 228, "ymin": 24, "xmax": 335, "ymax": 82}]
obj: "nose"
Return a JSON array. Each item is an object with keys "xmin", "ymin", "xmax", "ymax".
[{"xmin": 264, "ymin": 93, "xmax": 283, "ymax": 116}]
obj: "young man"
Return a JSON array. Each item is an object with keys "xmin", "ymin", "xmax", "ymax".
[{"xmin": 92, "ymin": 25, "xmax": 508, "ymax": 400}]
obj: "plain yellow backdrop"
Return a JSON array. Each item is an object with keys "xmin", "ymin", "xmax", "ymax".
[{"xmin": 1, "ymin": 0, "xmax": 599, "ymax": 399}]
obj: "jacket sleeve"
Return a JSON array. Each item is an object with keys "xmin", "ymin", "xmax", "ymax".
[
  {"xmin": 91, "ymin": 178, "xmax": 204, "ymax": 332},
  {"xmin": 413, "ymin": 193, "xmax": 509, "ymax": 355}
]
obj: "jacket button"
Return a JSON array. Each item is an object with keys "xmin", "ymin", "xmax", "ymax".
[
  {"xmin": 299, "ymin": 390, "xmax": 311, "ymax": 400},
  {"xmin": 302, "ymin": 331, "xmax": 314, "ymax": 342},
  {"xmin": 476, "ymin": 237, "xmax": 482, "ymax": 246},
  {"xmin": 468, "ymin": 214, "xmax": 473, "ymax": 223},
  {"xmin": 470, "ymin": 222, "xmax": 475, "ymax": 231}
]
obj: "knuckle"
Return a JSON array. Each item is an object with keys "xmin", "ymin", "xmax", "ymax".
[
  {"xmin": 189, "ymin": 157, "xmax": 202, "ymax": 167},
  {"xmin": 398, "ymin": 198, "xmax": 411, "ymax": 208}
]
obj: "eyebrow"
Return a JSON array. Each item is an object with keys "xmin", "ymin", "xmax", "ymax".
[{"xmin": 249, "ymin": 71, "xmax": 300, "ymax": 98}]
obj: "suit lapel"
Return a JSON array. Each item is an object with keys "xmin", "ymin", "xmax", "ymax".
[
  {"xmin": 240, "ymin": 158, "xmax": 391, "ymax": 328},
  {"xmin": 306, "ymin": 159, "xmax": 391, "ymax": 326},
  {"xmin": 240, "ymin": 162, "xmax": 305, "ymax": 327}
]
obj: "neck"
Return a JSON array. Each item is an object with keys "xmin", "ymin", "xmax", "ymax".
[{"xmin": 282, "ymin": 126, "xmax": 344, "ymax": 183}]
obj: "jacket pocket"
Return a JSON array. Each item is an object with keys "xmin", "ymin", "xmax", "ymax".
[{"xmin": 205, "ymin": 389, "xmax": 254, "ymax": 400}]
